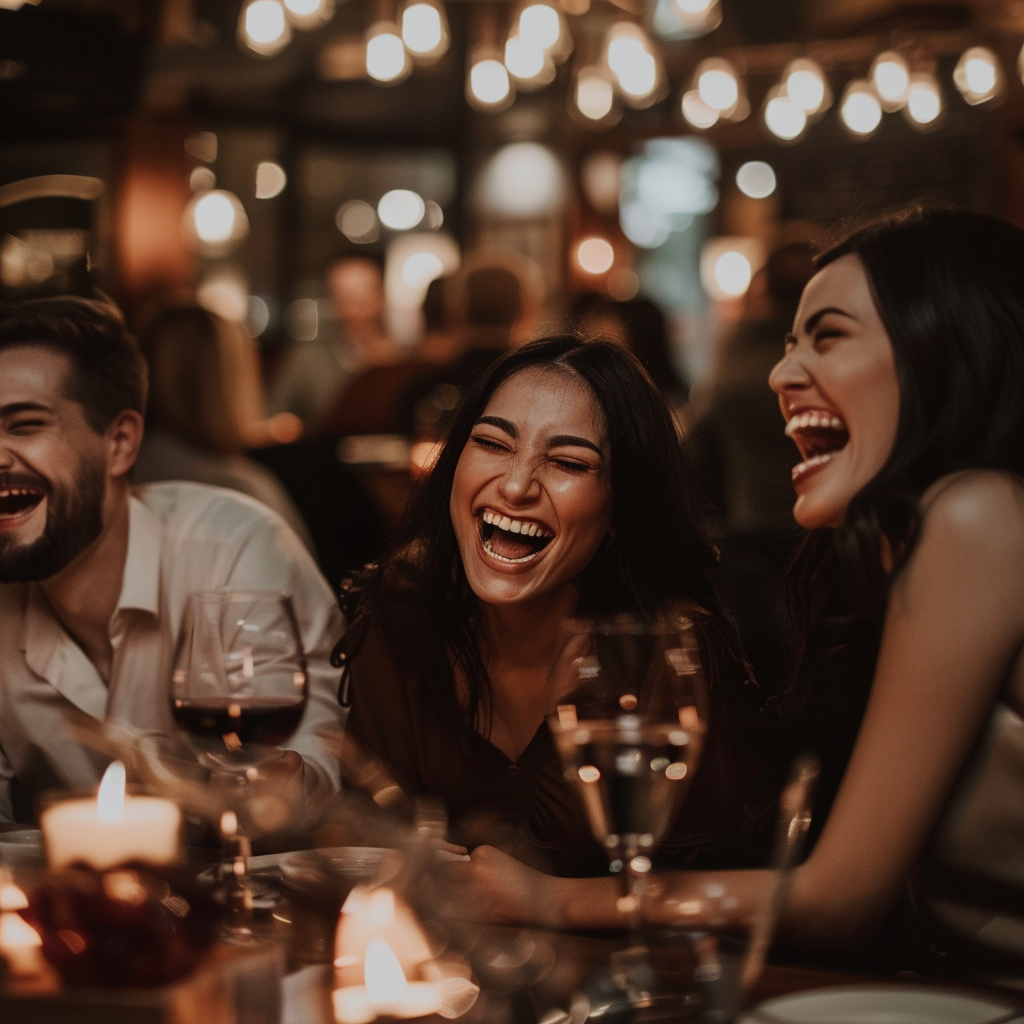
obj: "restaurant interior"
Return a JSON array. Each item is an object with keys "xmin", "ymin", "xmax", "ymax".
[{"xmin": 4, "ymin": 0, "xmax": 1024, "ymax": 1021}]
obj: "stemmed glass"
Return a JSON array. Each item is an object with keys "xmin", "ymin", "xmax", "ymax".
[
  {"xmin": 547, "ymin": 612, "xmax": 709, "ymax": 1017},
  {"xmin": 170, "ymin": 590, "xmax": 308, "ymax": 938},
  {"xmin": 547, "ymin": 612, "xmax": 709, "ymax": 931}
]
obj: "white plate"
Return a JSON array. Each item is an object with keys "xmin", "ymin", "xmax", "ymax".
[{"xmin": 739, "ymin": 985, "xmax": 1023, "ymax": 1024}]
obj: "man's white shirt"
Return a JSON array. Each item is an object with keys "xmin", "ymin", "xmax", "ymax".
[{"xmin": 0, "ymin": 481, "xmax": 346, "ymax": 823}]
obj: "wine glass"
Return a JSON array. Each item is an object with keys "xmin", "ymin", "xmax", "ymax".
[
  {"xmin": 171, "ymin": 590, "xmax": 308, "ymax": 938},
  {"xmin": 547, "ymin": 612, "xmax": 709, "ymax": 928}
]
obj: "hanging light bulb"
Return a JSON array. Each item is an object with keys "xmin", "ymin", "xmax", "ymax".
[
  {"xmin": 905, "ymin": 72, "xmax": 942, "ymax": 127},
  {"xmin": 366, "ymin": 21, "xmax": 410, "ymax": 83},
  {"xmin": 953, "ymin": 46, "xmax": 1003, "ymax": 105},
  {"xmin": 840, "ymin": 79, "xmax": 882, "ymax": 136},
  {"xmin": 283, "ymin": 0, "xmax": 333, "ymax": 30},
  {"xmin": 519, "ymin": 4, "xmax": 561, "ymax": 51},
  {"xmin": 239, "ymin": 0, "xmax": 292, "ymax": 56},
  {"xmin": 505, "ymin": 35, "xmax": 554, "ymax": 87},
  {"xmin": 605, "ymin": 23, "xmax": 662, "ymax": 108},
  {"xmin": 573, "ymin": 66, "xmax": 617, "ymax": 124},
  {"xmin": 695, "ymin": 57, "xmax": 739, "ymax": 113},
  {"xmin": 401, "ymin": 0, "xmax": 449, "ymax": 62},
  {"xmin": 871, "ymin": 51, "xmax": 909, "ymax": 111},
  {"xmin": 763, "ymin": 84, "xmax": 807, "ymax": 140},
  {"xmin": 784, "ymin": 58, "xmax": 830, "ymax": 116},
  {"xmin": 681, "ymin": 89, "xmax": 718, "ymax": 129},
  {"xmin": 468, "ymin": 54, "xmax": 513, "ymax": 110}
]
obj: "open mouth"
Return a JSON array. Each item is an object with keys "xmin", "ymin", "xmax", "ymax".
[
  {"xmin": 0, "ymin": 487, "xmax": 45, "ymax": 523},
  {"xmin": 477, "ymin": 508, "xmax": 554, "ymax": 564},
  {"xmin": 785, "ymin": 409, "xmax": 849, "ymax": 482}
]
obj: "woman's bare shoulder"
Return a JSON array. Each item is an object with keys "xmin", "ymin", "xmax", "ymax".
[
  {"xmin": 905, "ymin": 471, "xmax": 1024, "ymax": 603},
  {"xmin": 920, "ymin": 469, "xmax": 1024, "ymax": 539}
]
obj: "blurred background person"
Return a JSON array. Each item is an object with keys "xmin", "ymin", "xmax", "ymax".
[
  {"xmin": 688, "ymin": 241, "xmax": 817, "ymax": 689},
  {"xmin": 135, "ymin": 303, "xmax": 314, "ymax": 550},
  {"xmin": 404, "ymin": 251, "xmax": 543, "ymax": 443},
  {"xmin": 269, "ymin": 255, "xmax": 399, "ymax": 425},
  {"xmin": 572, "ymin": 292, "xmax": 688, "ymax": 407}
]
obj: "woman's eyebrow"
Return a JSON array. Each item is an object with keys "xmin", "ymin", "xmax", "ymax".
[
  {"xmin": 548, "ymin": 434, "xmax": 603, "ymax": 456},
  {"xmin": 474, "ymin": 415, "xmax": 518, "ymax": 437},
  {"xmin": 803, "ymin": 306, "xmax": 856, "ymax": 333}
]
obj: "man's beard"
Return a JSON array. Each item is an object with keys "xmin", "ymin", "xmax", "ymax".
[{"xmin": 0, "ymin": 459, "xmax": 106, "ymax": 584}]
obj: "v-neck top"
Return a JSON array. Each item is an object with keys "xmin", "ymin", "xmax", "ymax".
[{"xmin": 340, "ymin": 604, "xmax": 782, "ymax": 877}]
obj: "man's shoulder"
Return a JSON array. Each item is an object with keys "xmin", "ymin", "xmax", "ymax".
[{"xmin": 133, "ymin": 480, "xmax": 289, "ymax": 543}]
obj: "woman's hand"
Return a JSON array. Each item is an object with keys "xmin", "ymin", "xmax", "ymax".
[{"xmin": 443, "ymin": 845, "xmax": 565, "ymax": 926}]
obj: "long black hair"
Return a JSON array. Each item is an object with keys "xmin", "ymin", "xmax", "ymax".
[
  {"xmin": 787, "ymin": 205, "xmax": 1024, "ymax": 709},
  {"xmin": 348, "ymin": 334, "xmax": 743, "ymax": 729}
]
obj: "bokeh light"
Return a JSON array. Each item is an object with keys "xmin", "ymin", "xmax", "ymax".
[
  {"xmin": 840, "ymin": 80, "xmax": 882, "ymax": 136},
  {"xmin": 402, "ymin": 2, "xmax": 448, "ymax": 59},
  {"xmin": 469, "ymin": 58, "xmax": 512, "ymax": 107},
  {"xmin": 871, "ymin": 51, "xmax": 909, "ymax": 110},
  {"xmin": 696, "ymin": 58, "xmax": 739, "ymax": 112},
  {"xmin": 378, "ymin": 189, "xmax": 426, "ymax": 230},
  {"xmin": 576, "ymin": 237, "xmax": 615, "ymax": 275},
  {"xmin": 735, "ymin": 160, "xmax": 776, "ymax": 199},
  {"xmin": 241, "ymin": 0, "xmax": 291, "ymax": 56},
  {"xmin": 255, "ymin": 161, "xmax": 287, "ymax": 199},
  {"xmin": 764, "ymin": 87, "xmax": 807, "ymax": 140},
  {"xmin": 785, "ymin": 58, "xmax": 828, "ymax": 114},
  {"xmin": 906, "ymin": 73, "xmax": 942, "ymax": 126},
  {"xmin": 954, "ymin": 47, "xmax": 1001, "ymax": 105},
  {"xmin": 336, "ymin": 200, "xmax": 379, "ymax": 243},
  {"xmin": 681, "ymin": 89, "xmax": 719, "ymax": 129},
  {"xmin": 576, "ymin": 68, "xmax": 615, "ymax": 121},
  {"xmin": 366, "ymin": 25, "xmax": 409, "ymax": 82},
  {"xmin": 505, "ymin": 36, "xmax": 546, "ymax": 81},
  {"xmin": 519, "ymin": 4, "xmax": 561, "ymax": 51}
]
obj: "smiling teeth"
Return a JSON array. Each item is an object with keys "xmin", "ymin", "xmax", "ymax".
[
  {"xmin": 0, "ymin": 489, "xmax": 40, "ymax": 498},
  {"xmin": 480, "ymin": 509, "xmax": 552, "ymax": 538},
  {"xmin": 785, "ymin": 411, "xmax": 846, "ymax": 436},
  {"xmin": 792, "ymin": 451, "xmax": 838, "ymax": 480}
]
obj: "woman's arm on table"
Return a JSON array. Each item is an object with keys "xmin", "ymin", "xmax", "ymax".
[{"xmin": 452, "ymin": 473, "xmax": 1024, "ymax": 945}]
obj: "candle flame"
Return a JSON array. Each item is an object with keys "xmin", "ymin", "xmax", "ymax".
[
  {"xmin": 97, "ymin": 760, "xmax": 127, "ymax": 823},
  {"xmin": 364, "ymin": 938, "xmax": 407, "ymax": 1002},
  {"xmin": 0, "ymin": 883, "xmax": 28, "ymax": 912},
  {"xmin": 0, "ymin": 911, "xmax": 42, "ymax": 950}
]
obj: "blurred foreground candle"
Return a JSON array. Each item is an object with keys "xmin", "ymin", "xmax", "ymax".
[
  {"xmin": 0, "ymin": 873, "xmax": 46, "ymax": 982},
  {"xmin": 333, "ymin": 885, "xmax": 478, "ymax": 1023},
  {"xmin": 40, "ymin": 761, "xmax": 181, "ymax": 870}
]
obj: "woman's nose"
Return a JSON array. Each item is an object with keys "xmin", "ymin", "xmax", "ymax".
[
  {"xmin": 497, "ymin": 457, "xmax": 540, "ymax": 504},
  {"xmin": 769, "ymin": 347, "xmax": 811, "ymax": 397}
]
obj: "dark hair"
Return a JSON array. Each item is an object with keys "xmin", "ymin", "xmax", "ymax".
[
  {"xmin": 0, "ymin": 296, "xmax": 147, "ymax": 432},
  {"xmin": 349, "ymin": 335, "xmax": 738, "ymax": 728},
  {"xmin": 787, "ymin": 205, "xmax": 1024, "ymax": 708}
]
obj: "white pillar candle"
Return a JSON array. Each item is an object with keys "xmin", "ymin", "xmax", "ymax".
[{"xmin": 40, "ymin": 762, "xmax": 181, "ymax": 871}]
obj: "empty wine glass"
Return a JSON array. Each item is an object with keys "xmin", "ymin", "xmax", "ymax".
[
  {"xmin": 171, "ymin": 590, "xmax": 308, "ymax": 938},
  {"xmin": 547, "ymin": 612, "xmax": 709, "ymax": 928}
]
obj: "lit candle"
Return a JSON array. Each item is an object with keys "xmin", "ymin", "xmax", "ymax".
[
  {"xmin": 332, "ymin": 886, "xmax": 446, "ymax": 1024},
  {"xmin": 0, "ymin": 873, "xmax": 54, "ymax": 988},
  {"xmin": 40, "ymin": 761, "xmax": 181, "ymax": 870}
]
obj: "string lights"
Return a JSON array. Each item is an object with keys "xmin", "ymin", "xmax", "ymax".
[{"xmin": 233, "ymin": 0, "xmax": 1019, "ymax": 143}]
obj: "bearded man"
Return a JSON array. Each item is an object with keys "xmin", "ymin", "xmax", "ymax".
[{"xmin": 0, "ymin": 297, "xmax": 344, "ymax": 823}]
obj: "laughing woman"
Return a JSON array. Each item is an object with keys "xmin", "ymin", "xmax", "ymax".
[
  {"xmin": 468, "ymin": 208, "xmax": 1024, "ymax": 975},
  {"xmin": 337, "ymin": 336, "xmax": 778, "ymax": 881}
]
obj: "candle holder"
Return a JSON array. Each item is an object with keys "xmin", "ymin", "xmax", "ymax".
[{"xmin": 23, "ymin": 864, "xmax": 220, "ymax": 989}]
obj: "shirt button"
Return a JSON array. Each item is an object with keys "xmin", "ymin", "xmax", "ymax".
[{"xmin": 507, "ymin": 765, "xmax": 518, "ymax": 777}]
